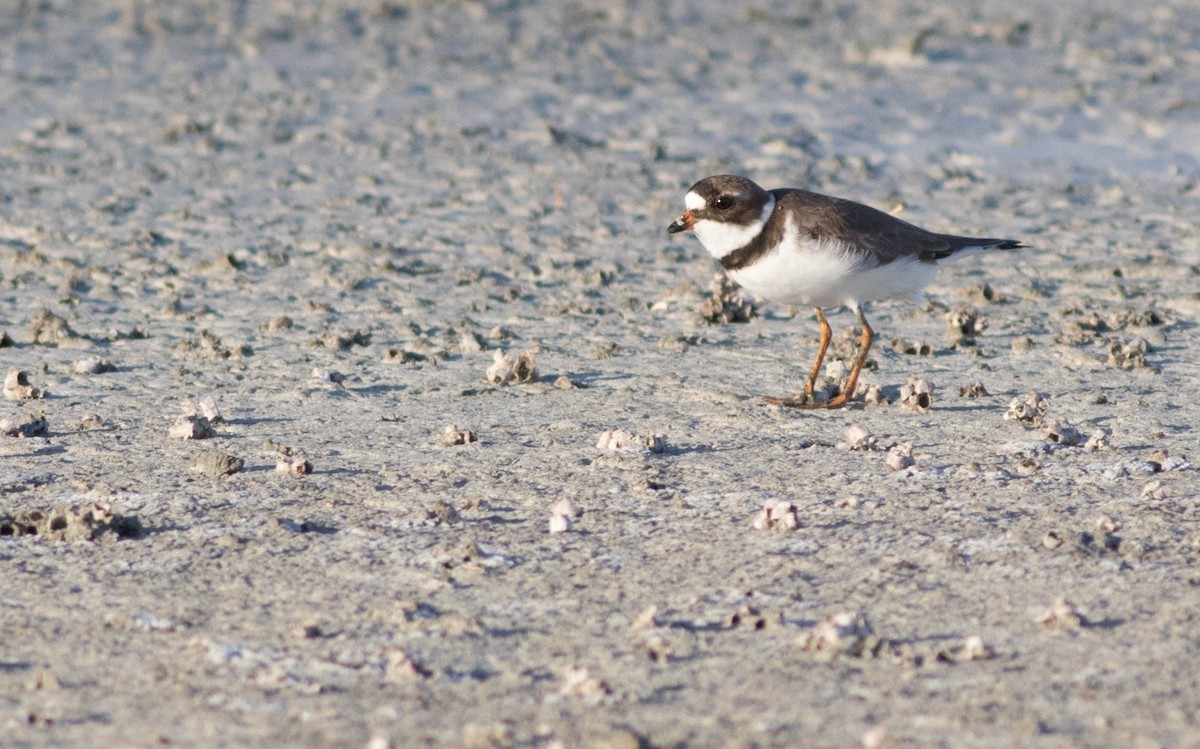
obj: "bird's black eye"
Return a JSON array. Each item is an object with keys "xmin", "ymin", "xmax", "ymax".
[{"xmin": 712, "ymin": 195, "xmax": 734, "ymax": 210}]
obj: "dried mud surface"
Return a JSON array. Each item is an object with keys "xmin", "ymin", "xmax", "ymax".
[{"xmin": 2, "ymin": 2, "xmax": 1200, "ymax": 748}]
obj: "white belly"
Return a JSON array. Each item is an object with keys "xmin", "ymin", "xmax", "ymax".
[{"xmin": 728, "ymin": 235, "xmax": 938, "ymax": 308}]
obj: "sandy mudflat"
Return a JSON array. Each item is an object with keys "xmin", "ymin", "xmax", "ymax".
[{"xmin": 2, "ymin": 1, "xmax": 1200, "ymax": 747}]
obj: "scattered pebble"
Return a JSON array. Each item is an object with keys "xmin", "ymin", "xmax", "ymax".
[
  {"xmin": 898, "ymin": 377, "xmax": 934, "ymax": 412},
  {"xmin": 1004, "ymin": 392, "xmax": 1049, "ymax": 425},
  {"xmin": 1107, "ymin": 337, "xmax": 1149, "ymax": 368},
  {"xmin": 4, "ymin": 370, "xmax": 44, "ymax": 400},
  {"xmin": 72, "ymin": 356, "xmax": 117, "ymax": 375},
  {"xmin": 1036, "ymin": 598, "xmax": 1086, "ymax": 630},
  {"xmin": 954, "ymin": 635, "xmax": 995, "ymax": 661},
  {"xmin": 174, "ymin": 329, "xmax": 250, "ymax": 359},
  {"xmin": 863, "ymin": 385, "xmax": 888, "ymax": 405},
  {"xmin": 439, "ymin": 424, "xmax": 478, "ymax": 446},
  {"xmin": 1140, "ymin": 480, "xmax": 1166, "ymax": 500},
  {"xmin": 959, "ymin": 382, "xmax": 989, "ymax": 398},
  {"xmin": 557, "ymin": 666, "xmax": 611, "ymax": 702},
  {"xmin": 553, "ymin": 375, "xmax": 581, "ymax": 390},
  {"xmin": 799, "ymin": 611, "xmax": 880, "ymax": 659},
  {"xmin": 79, "ymin": 413, "xmax": 106, "ymax": 430},
  {"xmin": 885, "ymin": 443, "xmax": 915, "ymax": 471},
  {"xmin": 169, "ymin": 414, "xmax": 215, "ymax": 440},
  {"xmin": 595, "ymin": 429, "xmax": 665, "ymax": 453},
  {"xmin": 548, "ymin": 512, "xmax": 572, "ymax": 534},
  {"xmin": 862, "ymin": 726, "xmax": 888, "ymax": 749},
  {"xmin": 1084, "ymin": 429, "xmax": 1111, "ymax": 451},
  {"xmin": 889, "ymin": 338, "xmax": 932, "ymax": 356},
  {"xmin": 0, "ymin": 501, "xmax": 143, "ymax": 541},
  {"xmin": 548, "ymin": 497, "xmax": 578, "ymax": 534},
  {"xmin": 485, "ymin": 349, "xmax": 538, "ymax": 384},
  {"xmin": 631, "ymin": 605, "xmax": 661, "ymax": 631},
  {"xmin": 1043, "ymin": 419, "xmax": 1082, "ymax": 446},
  {"xmin": 185, "ymin": 395, "xmax": 223, "ymax": 424},
  {"xmin": 697, "ymin": 272, "xmax": 757, "ymax": 324},
  {"xmin": 275, "ymin": 456, "xmax": 313, "ymax": 476},
  {"xmin": 457, "ymin": 330, "xmax": 485, "ymax": 353},
  {"xmin": 1095, "ymin": 515, "xmax": 1121, "ymax": 534},
  {"xmin": 189, "ymin": 450, "xmax": 244, "ymax": 477},
  {"xmin": 839, "ymin": 425, "xmax": 877, "ymax": 451},
  {"xmin": 0, "ymin": 410, "xmax": 48, "ymax": 437},
  {"xmin": 26, "ymin": 309, "xmax": 77, "ymax": 345},
  {"xmin": 945, "ymin": 305, "xmax": 986, "ymax": 345},
  {"xmin": 751, "ymin": 498, "xmax": 798, "ymax": 531}
]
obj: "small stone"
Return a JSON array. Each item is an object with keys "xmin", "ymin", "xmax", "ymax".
[
  {"xmin": 72, "ymin": 356, "xmax": 117, "ymax": 375},
  {"xmin": 189, "ymin": 451, "xmax": 244, "ymax": 477},
  {"xmin": 697, "ymin": 271, "xmax": 758, "ymax": 324},
  {"xmin": 956, "ymin": 635, "xmax": 994, "ymax": 661}
]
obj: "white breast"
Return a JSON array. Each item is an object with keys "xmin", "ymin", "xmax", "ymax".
[{"xmin": 724, "ymin": 215, "xmax": 938, "ymax": 308}]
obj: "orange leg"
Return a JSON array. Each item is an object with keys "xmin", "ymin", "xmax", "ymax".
[
  {"xmin": 765, "ymin": 307, "xmax": 831, "ymax": 408},
  {"xmin": 804, "ymin": 308, "xmax": 832, "ymax": 397},
  {"xmin": 825, "ymin": 306, "xmax": 873, "ymax": 409}
]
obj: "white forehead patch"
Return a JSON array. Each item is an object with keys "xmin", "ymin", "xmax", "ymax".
[{"xmin": 684, "ymin": 191, "xmax": 706, "ymax": 211}]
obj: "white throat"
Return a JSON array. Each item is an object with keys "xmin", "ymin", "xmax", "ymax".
[{"xmin": 691, "ymin": 195, "xmax": 775, "ymax": 260}]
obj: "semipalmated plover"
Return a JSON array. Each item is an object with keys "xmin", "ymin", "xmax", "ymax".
[{"xmin": 667, "ymin": 174, "xmax": 1023, "ymax": 408}]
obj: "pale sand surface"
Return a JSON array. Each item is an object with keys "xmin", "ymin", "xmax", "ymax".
[{"xmin": 2, "ymin": 2, "xmax": 1200, "ymax": 747}]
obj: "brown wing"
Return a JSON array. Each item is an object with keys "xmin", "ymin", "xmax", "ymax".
[{"xmin": 775, "ymin": 189, "xmax": 1023, "ymax": 266}]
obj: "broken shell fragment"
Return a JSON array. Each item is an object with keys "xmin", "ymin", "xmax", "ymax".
[
  {"xmin": 73, "ymin": 356, "xmax": 117, "ymax": 375},
  {"xmin": 276, "ymin": 456, "xmax": 313, "ymax": 476},
  {"xmin": 956, "ymin": 635, "xmax": 995, "ymax": 661},
  {"xmin": 0, "ymin": 410, "xmax": 48, "ymax": 437},
  {"xmin": 958, "ymin": 382, "xmax": 989, "ymax": 399},
  {"xmin": 1005, "ymin": 392, "xmax": 1049, "ymax": 425},
  {"xmin": 595, "ymin": 429, "xmax": 665, "ymax": 453},
  {"xmin": 839, "ymin": 425, "xmax": 877, "ymax": 451},
  {"xmin": 4, "ymin": 370, "xmax": 43, "ymax": 400},
  {"xmin": 440, "ymin": 424, "xmax": 478, "ymax": 447},
  {"xmin": 485, "ymin": 349, "xmax": 538, "ymax": 384},
  {"xmin": 549, "ymin": 497, "xmax": 580, "ymax": 534},
  {"xmin": 862, "ymin": 385, "xmax": 888, "ymax": 405},
  {"xmin": 799, "ymin": 611, "xmax": 878, "ymax": 658},
  {"xmin": 1043, "ymin": 419, "xmax": 1082, "ymax": 446},
  {"xmin": 548, "ymin": 512, "xmax": 572, "ymax": 534},
  {"xmin": 885, "ymin": 443, "xmax": 915, "ymax": 471},
  {"xmin": 898, "ymin": 377, "xmax": 934, "ymax": 412},
  {"xmin": 169, "ymin": 414, "xmax": 215, "ymax": 440},
  {"xmin": 1084, "ymin": 429, "xmax": 1111, "ymax": 451},
  {"xmin": 1036, "ymin": 598, "xmax": 1086, "ymax": 630},
  {"xmin": 751, "ymin": 498, "xmax": 798, "ymax": 531},
  {"xmin": 1140, "ymin": 480, "xmax": 1166, "ymax": 500}
]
